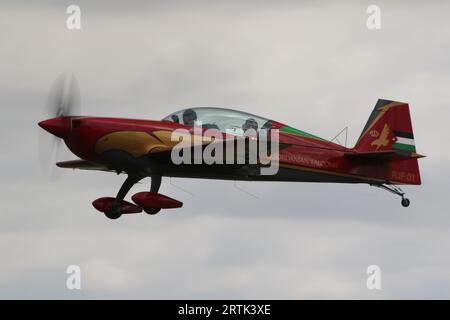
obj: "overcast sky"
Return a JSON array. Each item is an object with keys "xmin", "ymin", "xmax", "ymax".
[{"xmin": 1, "ymin": 0, "xmax": 449, "ymax": 299}]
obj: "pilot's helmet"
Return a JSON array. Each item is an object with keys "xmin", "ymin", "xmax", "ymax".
[
  {"xmin": 183, "ymin": 108, "xmax": 197, "ymax": 126},
  {"xmin": 242, "ymin": 118, "xmax": 258, "ymax": 132}
]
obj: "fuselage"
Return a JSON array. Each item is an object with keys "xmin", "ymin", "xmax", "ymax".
[{"xmin": 39, "ymin": 115, "xmax": 414, "ymax": 185}]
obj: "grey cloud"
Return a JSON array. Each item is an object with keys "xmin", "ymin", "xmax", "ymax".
[{"xmin": 0, "ymin": 1, "xmax": 449, "ymax": 299}]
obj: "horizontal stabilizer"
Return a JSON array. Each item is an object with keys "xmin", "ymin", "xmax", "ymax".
[{"xmin": 345, "ymin": 150, "xmax": 425, "ymax": 161}]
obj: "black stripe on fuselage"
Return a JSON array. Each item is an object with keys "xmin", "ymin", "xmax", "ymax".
[{"xmin": 158, "ymin": 163, "xmax": 369, "ymax": 184}]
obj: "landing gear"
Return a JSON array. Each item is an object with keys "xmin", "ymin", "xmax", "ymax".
[
  {"xmin": 94, "ymin": 174, "xmax": 173, "ymax": 219},
  {"xmin": 144, "ymin": 208, "xmax": 161, "ymax": 215},
  {"xmin": 143, "ymin": 175, "xmax": 162, "ymax": 215},
  {"xmin": 401, "ymin": 198, "xmax": 410, "ymax": 208},
  {"xmin": 105, "ymin": 209, "xmax": 122, "ymax": 219},
  {"xmin": 104, "ymin": 175, "xmax": 143, "ymax": 219},
  {"xmin": 374, "ymin": 183, "xmax": 411, "ymax": 208}
]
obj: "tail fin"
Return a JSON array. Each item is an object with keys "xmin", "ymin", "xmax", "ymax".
[{"xmin": 354, "ymin": 99, "xmax": 423, "ymax": 185}]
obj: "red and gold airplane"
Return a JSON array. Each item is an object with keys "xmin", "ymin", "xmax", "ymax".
[{"xmin": 38, "ymin": 75, "xmax": 424, "ymax": 219}]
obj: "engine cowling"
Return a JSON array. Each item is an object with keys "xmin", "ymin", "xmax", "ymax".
[
  {"xmin": 92, "ymin": 197, "xmax": 142, "ymax": 214},
  {"xmin": 132, "ymin": 192, "xmax": 183, "ymax": 209}
]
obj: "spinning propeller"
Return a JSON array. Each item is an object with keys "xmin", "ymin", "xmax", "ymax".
[{"xmin": 38, "ymin": 73, "xmax": 81, "ymax": 177}]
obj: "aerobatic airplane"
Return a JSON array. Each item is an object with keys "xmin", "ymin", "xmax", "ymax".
[{"xmin": 38, "ymin": 75, "xmax": 424, "ymax": 219}]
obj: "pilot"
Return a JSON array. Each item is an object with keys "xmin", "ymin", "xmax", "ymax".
[
  {"xmin": 182, "ymin": 108, "xmax": 197, "ymax": 126},
  {"xmin": 261, "ymin": 120, "xmax": 272, "ymax": 131},
  {"xmin": 242, "ymin": 118, "xmax": 258, "ymax": 133}
]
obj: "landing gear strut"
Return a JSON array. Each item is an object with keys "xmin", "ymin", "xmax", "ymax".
[
  {"xmin": 105, "ymin": 175, "xmax": 143, "ymax": 219},
  {"xmin": 144, "ymin": 175, "xmax": 162, "ymax": 215},
  {"xmin": 374, "ymin": 183, "xmax": 410, "ymax": 207}
]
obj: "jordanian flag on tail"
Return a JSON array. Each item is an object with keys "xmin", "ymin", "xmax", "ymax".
[{"xmin": 392, "ymin": 131, "xmax": 416, "ymax": 152}]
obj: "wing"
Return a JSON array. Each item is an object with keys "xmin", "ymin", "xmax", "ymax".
[
  {"xmin": 56, "ymin": 159, "xmax": 113, "ymax": 172},
  {"xmin": 57, "ymin": 137, "xmax": 291, "ymax": 173}
]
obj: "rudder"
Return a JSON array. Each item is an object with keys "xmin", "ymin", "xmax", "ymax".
[{"xmin": 354, "ymin": 99, "xmax": 423, "ymax": 185}]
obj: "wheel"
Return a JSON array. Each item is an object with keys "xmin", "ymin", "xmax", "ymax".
[
  {"xmin": 105, "ymin": 209, "xmax": 122, "ymax": 219},
  {"xmin": 401, "ymin": 198, "xmax": 410, "ymax": 208},
  {"xmin": 144, "ymin": 208, "xmax": 161, "ymax": 215}
]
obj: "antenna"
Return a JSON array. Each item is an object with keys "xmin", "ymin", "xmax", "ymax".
[{"xmin": 329, "ymin": 126, "xmax": 349, "ymax": 148}]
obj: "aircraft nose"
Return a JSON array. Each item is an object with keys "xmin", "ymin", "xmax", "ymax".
[{"xmin": 38, "ymin": 117, "xmax": 70, "ymax": 139}]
